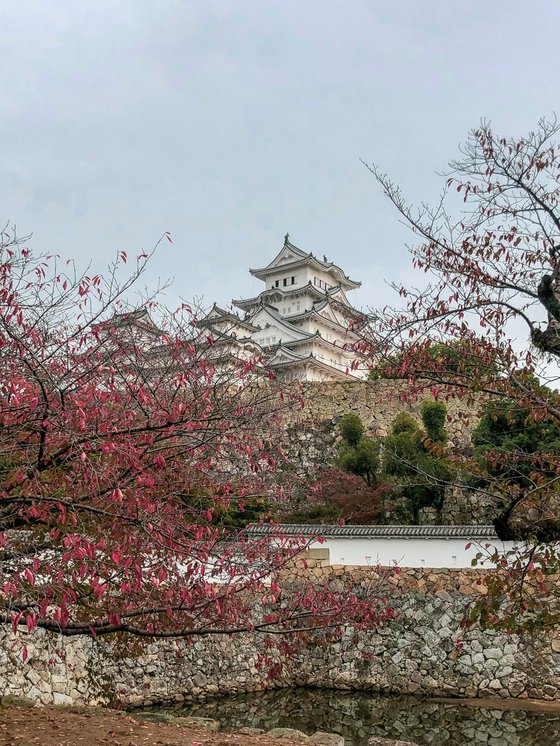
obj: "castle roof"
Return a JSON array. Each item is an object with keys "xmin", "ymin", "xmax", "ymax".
[
  {"xmin": 232, "ymin": 282, "xmax": 358, "ymax": 316},
  {"xmin": 233, "ymin": 281, "xmax": 328, "ymax": 311},
  {"xmin": 249, "ymin": 304, "xmax": 315, "ymax": 340},
  {"xmin": 199, "ymin": 303, "xmax": 259, "ymax": 333},
  {"xmin": 93, "ymin": 307, "xmax": 162, "ymax": 338},
  {"xmin": 265, "ymin": 348, "xmax": 359, "ymax": 380},
  {"xmin": 250, "ymin": 239, "xmax": 360, "ymax": 290},
  {"xmin": 288, "ymin": 303, "xmax": 359, "ymax": 338},
  {"xmin": 279, "ymin": 331, "xmax": 356, "ymax": 357}
]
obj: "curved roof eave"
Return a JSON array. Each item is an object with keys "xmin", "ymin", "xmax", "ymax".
[
  {"xmin": 232, "ymin": 280, "xmax": 327, "ymax": 309},
  {"xmin": 289, "ymin": 309, "xmax": 359, "ymax": 338},
  {"xmin": 200, "ymin": 303, "xmax": 260, "ymax": 332},
  {"xmin": 250, "ymin": 261, "xmax": 361, "ymax": 290},
  {"xmin": 268, "ymin": 355, "xmax": 358, "ymax": 378},
  {"xmin": 251, "ymin": 305, "xmax": 317, "ymax": 339},
  {"xmin": 282, "ymin": 334, "xmax": 357, "ymax": 357}
]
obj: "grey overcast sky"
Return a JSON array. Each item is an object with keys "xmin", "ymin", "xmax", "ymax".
[{"xmin": 1, "ymin": 0, "xmax": 559, "ymax": 313}]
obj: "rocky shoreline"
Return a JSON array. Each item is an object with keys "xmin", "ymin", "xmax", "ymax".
[{"xmin": 1, "ymin": 702, "xmax": 419, "ymax": 746}]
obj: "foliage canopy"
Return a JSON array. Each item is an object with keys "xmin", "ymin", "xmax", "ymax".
[
  {"xmin": 337, "ymin": 413, "xmax": 380, "ymax": 487},
  {"xmin": 383, "ymin": 402, "xmax": 453, "ymax": 523},
  {"xmin": 365, "ymin": 117, "xmax": 560, "ymax": 630},
  {"xmin": 0, "ymin": 229, "xmax": 392, "ymax": 647}
]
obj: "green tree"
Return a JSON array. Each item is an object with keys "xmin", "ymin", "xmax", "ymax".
[
  {"xmin": 369, "ymin": 339, "xmax": 498, "ymax": 385},
  {"xmin": 337, "ymin": 413, "xmax": 380, "ymax": 486},
  {"xmin": 383, "ymin": 402, "xmax": 453, "ymax": 523},
  {"xmin": 338, "ymin": 412, "xmax": 365, "ymax": 446},
  {"xmin": 364, "ymin": 117, "xmax": 560, "ymax": 629},
  {"xmin": 421, "ymin": 399, "xmax": 447, "ymax": 444},
  {"xmin": 472, "ymin": 395, "xmax": 560, "ymax": 539}
]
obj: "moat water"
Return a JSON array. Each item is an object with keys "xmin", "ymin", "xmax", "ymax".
[{"xmin": 154, "ymin": 688, "xmax": 560, "ymax": 746}]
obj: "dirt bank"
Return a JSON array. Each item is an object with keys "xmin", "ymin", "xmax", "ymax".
[{"xmin": 0, "ymin": 704, "xmax": 307, "ymax": 746}]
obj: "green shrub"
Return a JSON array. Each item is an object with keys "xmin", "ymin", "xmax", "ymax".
[
  {"xmin": 383, "ymin": 401, "xmax": 453, "ymax": 523},
  {"xmin": 338, "ymin": 412, "xmax": 365, "ymax": 447}
]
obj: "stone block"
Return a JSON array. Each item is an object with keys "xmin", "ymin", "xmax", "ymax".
[
  {"xmin": 507, "ymin": 680, "xmax": 525, "ymax": 697},
  {"xmin": 25, "ymin": 668, "xmax": 42, "ymax": 686},
  {"xmin": 310, "ymin": 732, "xmax": 345, "ymax": 746},
  {"xmin": 496, "ymin": 666, "xmax": 513, "ymax": 678},
  {"xmin": 268, "ymin": 727, "xmax": 310, "ymax": 740},
  {"xmin": 483, "ymin": 648, "xmax": 503, "ymax": 660},
  {"xmin": 500, "ymin": 653, "xmax": 516, "ymax": 667},
  {"xmin": 25, "ymin": 685, "xmax": 42, "ymax": 702},
  {"xmin": 192, "ymin": 672, "xmax": 207, "ymax": 687},
  {"xmin": 52, "ymin": 692, "xmax": 73, "ymax": 706}
]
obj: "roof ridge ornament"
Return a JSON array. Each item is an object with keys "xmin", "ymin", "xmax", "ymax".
[{"xmin": 284, "ymin": 232, "xmax": 290, "ymax": 245}]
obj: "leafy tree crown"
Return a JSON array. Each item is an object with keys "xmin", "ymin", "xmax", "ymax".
[
  {"xmin": 421, "ymin": 400, "xmax": 447, "ymax": 444},
  {"xmin": 338, "ymin": 412, "xmax": 365, "ymax": 446}
]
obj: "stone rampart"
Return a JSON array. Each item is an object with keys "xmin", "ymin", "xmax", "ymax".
[
  {"xmin": 2, "ymin": 566, "xmax": 560, "ymax": 707},
  {"xmin": 284, "ymin": 381, "xmax": 477, "ymax": 443},
  {"xmin": 279, "ymin": 380, "xmax": 492, "ymax": 523}
]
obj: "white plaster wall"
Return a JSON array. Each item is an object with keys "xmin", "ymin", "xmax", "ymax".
[
  {"xmin": 296, "ymin": 267, "xmax": 338, "ymax": 290},
  {"xmin": 309, "ymin": 536, "xmax": 517, "ymax": 568},
  {"xmin": 268, "ymin": 270, "xmax": 303, "ymax": 290}
]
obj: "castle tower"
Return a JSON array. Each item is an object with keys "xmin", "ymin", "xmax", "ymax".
[{"xmin": 208, "ymin": 236, "xmax": 367, "ymax": 381}]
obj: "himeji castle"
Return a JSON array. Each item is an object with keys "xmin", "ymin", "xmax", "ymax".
[{"xmin": 201, "ymin": 235, "xmax": 368, "ymax": 381}]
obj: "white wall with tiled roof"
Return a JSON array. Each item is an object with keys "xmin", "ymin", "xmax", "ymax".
[
  {"xmin": 248, "ymin": 524, "xmax": 517, "ymax": 569},
  {"xmin": 307, "ymin": 535, "xmax": 514, "ymax": 568}
]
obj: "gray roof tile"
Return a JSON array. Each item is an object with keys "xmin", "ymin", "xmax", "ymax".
[{"xmin": 246, "ymin": 524, "xmax": 498, "ymax": 539}]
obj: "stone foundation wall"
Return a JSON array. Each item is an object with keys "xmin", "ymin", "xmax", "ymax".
[
  {"xmin": 284, "ymin": 381, "xmax": 478, "ymax": 444},
  {"xmin": 280, "ymin": 381, "xmax": 491, "ymax": 524},
  {"xmin": 281, "ymin": 380, "xmax": 475, "ymax": 478},
  {"xmin": 2, "ymin": 567, "xmax": 560, "ymax": 707}
]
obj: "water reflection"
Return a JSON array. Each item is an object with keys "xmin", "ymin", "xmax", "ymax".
[{"xmin": 153, "ymin": 688, "xmax": 560, "ymax": 746}]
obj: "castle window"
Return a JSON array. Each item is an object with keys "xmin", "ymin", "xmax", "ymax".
[
  {"xmin": 291, "ymin": 276, "xmax": 296, "ymax": 285},
  {"xmin": 275, "ymin": 280, "xmax": 280, "ymax": 287},
  {"xmin": 283, "ymin": 278, "xmax": 288, "ymax": 287}
]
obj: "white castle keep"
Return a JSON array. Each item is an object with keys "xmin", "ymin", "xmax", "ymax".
[{"xmin": 201, "ymin": 235, "xmax": 367, "ymax": 381}]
